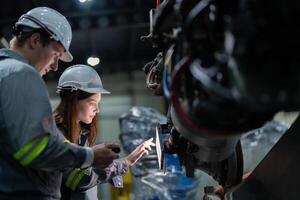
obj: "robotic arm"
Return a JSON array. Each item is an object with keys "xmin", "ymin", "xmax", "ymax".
[{"xmin": 142, "ymin": 0, "xmax": 300, "ymax": 192}]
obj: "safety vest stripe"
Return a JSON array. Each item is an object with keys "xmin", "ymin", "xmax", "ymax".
[
  {"xmin": 14, "ymin": 138, "xmax": 37, "ymax": 160},
  {"xmin": 13, "ymin": 136, "xmax": 49, "ymax": 166},
  {"xmin": 70, "ymin": 168, "xmax": 89, "ymax": 191},
  {"xmin": 20, "ymin": 136, "xmax": 49, "ymax": 166},
  {"xmin": 66, "ymin": 169, "xmax": 80, "ymax": 189},
  {"xmin": 18, "ymin": 137, "xmax": 43, "ymax": 162},
  {"xmin": 64, "ymin": 139, "xmax": 71, "ymax": 143}
]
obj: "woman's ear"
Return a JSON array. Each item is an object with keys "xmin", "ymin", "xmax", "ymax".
[{"xmin": 28, "ymin": 33, "xmax": 41, "ymax": 50}]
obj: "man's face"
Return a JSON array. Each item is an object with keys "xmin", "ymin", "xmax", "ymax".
[{"xmin": 35, "ymin": 40, "xmax": 65, "ymax": 76}]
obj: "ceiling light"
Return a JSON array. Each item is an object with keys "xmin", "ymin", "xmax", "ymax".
[
  {"xmin": 87, "ymin": 56, "xmax": 100, "ymax": 66},
  {"xmin": 79, "ymin": 0, "xmax": 92, "ymax": 3}
]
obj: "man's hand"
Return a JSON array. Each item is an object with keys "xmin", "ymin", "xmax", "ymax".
[
  {"xmin": 125, "ymin": 138, "xmax": 155, "ymax": 166},
  {"xmin": 92, "ymin": 143, "xmax": 120, "ymax": 169}
]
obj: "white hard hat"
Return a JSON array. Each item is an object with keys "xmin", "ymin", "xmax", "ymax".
[
  {"xmin": 57, "ymin": 64, "xmax": 110, "ymax": 94},
  {"xmin": 15, "ymin": 7, "xmax": 73, "ymax": 62}
]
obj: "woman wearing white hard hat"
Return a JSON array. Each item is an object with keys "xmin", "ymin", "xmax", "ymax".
[{"xmin": 54, "ymin": 64, "xmax": 155, "ymax": 200}]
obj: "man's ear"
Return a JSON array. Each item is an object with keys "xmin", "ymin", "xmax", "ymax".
[{"xmin": 28, "ymin": 33, "xmax": 41, "ymax": 50}]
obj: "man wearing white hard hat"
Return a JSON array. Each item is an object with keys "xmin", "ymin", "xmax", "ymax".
[{"xmin": 0, "ymin": 7, "xmax": 119, "ymax": 200}]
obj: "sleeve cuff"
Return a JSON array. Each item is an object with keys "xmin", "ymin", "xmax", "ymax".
[
  {"xmin": 81, "ymin": 147, "xmax": 94, "ymax": 168},
  {"xmin": 111, "ymin": 176, "xmax": 124, "ymax": 188}
]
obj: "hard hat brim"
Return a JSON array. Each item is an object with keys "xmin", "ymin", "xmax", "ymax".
[
  {"xmin": 81, "ymin": 87, "xmax": 111, "ymax": 94},
  {"xmin": 61, "ymin": 51, "xmax": 73, "ymax": 62}
]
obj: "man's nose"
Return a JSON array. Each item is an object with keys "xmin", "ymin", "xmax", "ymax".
[
  {"xmin": 50, "ymin": 56, "xmax": 59, "ymax": 71},
  {"xmin": 95, "ymin": 106, "xmax": 100, "ymax": 113}
]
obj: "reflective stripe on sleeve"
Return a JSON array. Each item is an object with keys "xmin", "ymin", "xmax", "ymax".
[
  {"xmin": 13, "ymin": 135, "xmax": 49, "ymax": 167},
  {"xmin": 66, "ymin": 168, "xmax": 89, "ymax": 191},
  {"xmin": 66, "ymin": 168, "xmax": 80, "ymax": 189},
  {"xmin": 64, "ymin": 139, "xmax": 71, "ymax": 143}
]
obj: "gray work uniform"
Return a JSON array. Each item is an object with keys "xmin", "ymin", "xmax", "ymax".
[
  {"xmin": 60, "ymin": 127, "xmax": 129, "ymax": 200},
  {"xmin": 0, "ymin": 49, "xmax": 93, "ymax": 200}
]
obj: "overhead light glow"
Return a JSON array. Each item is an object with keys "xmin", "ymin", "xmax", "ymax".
[
  {"xmin": 87, "ymin": 56, "xmax": 100, "ymax": 66},
  {"xmin": 79, "ymin": 0, "xmax": 92, "ymax": 3}
]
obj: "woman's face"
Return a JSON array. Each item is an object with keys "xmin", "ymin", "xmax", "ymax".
[{"xmin": 76, "ymin": 93, "xmax": 101, "ymax": 124}]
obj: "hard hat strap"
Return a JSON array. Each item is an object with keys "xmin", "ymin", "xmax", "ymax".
[
  {"xmin": 21, "ymin": 14, "xmax": 57, "ymax": 40},
  {"xmin": 56, "ymin": 85, "xmax": 78, "ymax": 94}
]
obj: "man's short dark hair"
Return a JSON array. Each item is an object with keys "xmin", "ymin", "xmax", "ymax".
[{"xmin": 12, "ymin": 25, "xmax": 52, "ymax": 47}]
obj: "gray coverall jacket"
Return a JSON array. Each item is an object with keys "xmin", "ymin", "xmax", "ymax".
[
  {"xmin": 0, "ymin": 49, "xmax": 93, "ymax": 200},
  {"xmin": 60, "ymin": 127, "xmax": 129, "ymax": 200}
]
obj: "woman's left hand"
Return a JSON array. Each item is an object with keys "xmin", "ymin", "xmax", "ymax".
[{"xmin": 125, "ymin": 138, "xmax": 155, "ymax": 166}]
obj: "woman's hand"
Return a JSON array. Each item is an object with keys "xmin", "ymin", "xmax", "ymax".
[{"xmin": 125, "ymin": 138, "xmax": 155, "ymax": 166}]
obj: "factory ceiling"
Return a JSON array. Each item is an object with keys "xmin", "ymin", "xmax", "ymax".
[{"xmin": 0, "ymin": 0, "xmax": 156, "ymax": 80}]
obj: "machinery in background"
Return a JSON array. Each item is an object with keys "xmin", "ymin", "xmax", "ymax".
[
  {"xmin": 141, "ymin": 0, "xmax": 300, "ymax": 197},
  {"xmin": 119, "ymin": 106, "xmax": 201, "ymax": 200},
  {"xmin": 0, "ymin": 34, "xmax": 9, "ymax": 48}
]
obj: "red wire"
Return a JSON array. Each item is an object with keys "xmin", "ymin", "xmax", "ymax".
[
  {"xmin": 156, "ymin": 0, "xmax": 161, "ymax": 8},
  {"xmin": 171, "ymin": 57, "xmax": 228, "ymax": 137}
]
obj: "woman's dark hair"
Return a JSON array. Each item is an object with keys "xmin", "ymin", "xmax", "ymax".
[{"xmin": 53, "ymin": 90, "xmax": 99, "ymax": 146}]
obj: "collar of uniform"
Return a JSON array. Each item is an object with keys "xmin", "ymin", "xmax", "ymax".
[
  {"xmin": 80, "ymin": 127, "xmax": 89, "ymax": 136},
  {"xmin": 0, "ymin": 48, "xmax": 29, "ymax": 64}
]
